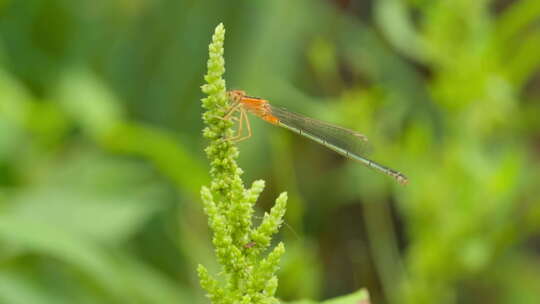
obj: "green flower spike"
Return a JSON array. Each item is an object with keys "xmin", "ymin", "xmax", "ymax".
[{"xmin": 198, "ymin": 23, "xmax": 287, "ymax": 304}]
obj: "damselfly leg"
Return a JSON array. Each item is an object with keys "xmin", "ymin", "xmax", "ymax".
[{"xmin": 220, "ymin": 103, "xmax": 252, "ymax": 143}]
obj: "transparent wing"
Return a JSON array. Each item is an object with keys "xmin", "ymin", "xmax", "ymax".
[{"xmin": 268, "ymin": 105, "xmax": 372, "ymax": 156}]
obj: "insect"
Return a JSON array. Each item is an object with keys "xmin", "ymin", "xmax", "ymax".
[
  {"xmin": 244, "ymin": 242, "xmax": 256, "ymax": 249},
  {"xmin": 224, "ymin": 90, "xmax": 408, "ymax": 185}
]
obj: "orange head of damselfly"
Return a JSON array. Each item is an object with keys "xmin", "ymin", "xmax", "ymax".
[
  {"xmin": 227, "ymin": 90, "xmax": 246, "ymax": 104},
  {"xmin": 226, "ymin": 90, "xmax": 279, "ymax": 125}
]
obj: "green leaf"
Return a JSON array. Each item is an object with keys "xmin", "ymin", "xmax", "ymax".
[
  {"xmin": 0, "ymin": 216, "xmax": 127, "ymax": 302},
  {"xmin": 286, "ymin": 289, "xmax": 370, "ymax": 304}
]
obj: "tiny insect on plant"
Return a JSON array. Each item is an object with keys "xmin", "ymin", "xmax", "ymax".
[{"xmin": 224, "ymin": 90, "xmax": 409, "ymax": 185}]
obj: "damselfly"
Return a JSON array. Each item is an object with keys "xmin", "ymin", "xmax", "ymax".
[{"xmin": 224, "ymin": 90, "xmax": 408, "ymax": 185}]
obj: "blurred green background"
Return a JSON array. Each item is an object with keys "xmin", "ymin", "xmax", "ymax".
[{"xmin": 1, "ymin": 0, "xmax": 540, "ymax": 303}]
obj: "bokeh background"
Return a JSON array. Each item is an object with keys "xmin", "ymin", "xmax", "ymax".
[{"xmin": 1, "ymin": 0, "xmax": 540, "ymax": 303}]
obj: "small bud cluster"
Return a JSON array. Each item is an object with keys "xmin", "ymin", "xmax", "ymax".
[{"xmin": 198, "ymin": 23, "xmax": 287, "ymax": 304}]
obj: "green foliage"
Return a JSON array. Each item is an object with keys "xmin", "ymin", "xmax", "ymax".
[
  {"xmin": 288, "ymin": 288, "xmax": 369, "ymax": 304},
  {"xmin": 1, "ymin": 1, "xmax": 540, "ymax": 304},
  {"xmin": 198, "ymin": 23, "xmax": 287, "ymax": 304}
]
